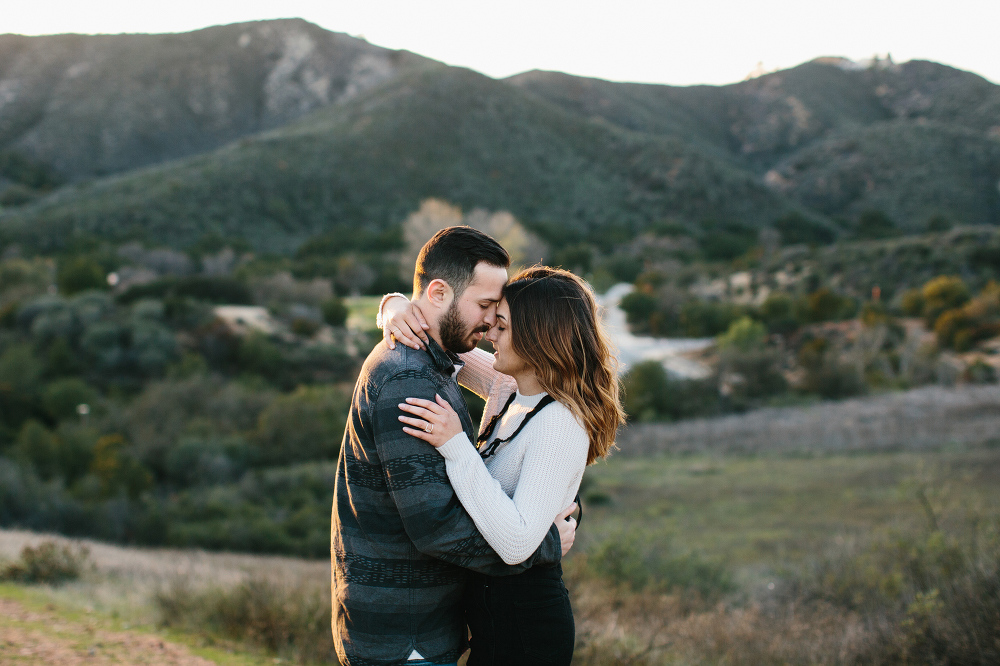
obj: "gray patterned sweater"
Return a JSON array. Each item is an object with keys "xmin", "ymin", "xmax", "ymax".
[{"xmin": 331, "ymin": 338, "xmax": 562, "ymax": 666}]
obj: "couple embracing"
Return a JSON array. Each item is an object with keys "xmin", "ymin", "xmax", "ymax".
[{"xmin": 332, "ymin": 226, "xmax": 624, "ymax": 665}]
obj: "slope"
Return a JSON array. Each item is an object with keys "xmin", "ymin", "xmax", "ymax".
[{"xmin": 1, "ymin": 66, "xmax": 801, "ymax": 253}]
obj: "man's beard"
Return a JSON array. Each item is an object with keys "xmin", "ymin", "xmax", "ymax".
[{"xmin": 440, "ymin": 301, "xmax": 488, "ymax": 353}]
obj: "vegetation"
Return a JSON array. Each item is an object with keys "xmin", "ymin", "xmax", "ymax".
[
  {"xmin": 3, "ymin": 438, "xmax": 997, "ymax": 664},
  {"xmin": 0, "ymin": 540, "xmax": 90, "ymax": 584}
]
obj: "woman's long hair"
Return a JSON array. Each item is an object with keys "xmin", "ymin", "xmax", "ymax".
[{"xmin": 504, "ymin": 266, "xmax": 625, "ymax": 464}]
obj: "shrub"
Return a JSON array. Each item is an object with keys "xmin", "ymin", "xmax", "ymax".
[
  {"xmin": 621, "ymin": 361, "xmax": 718, "ymax": 422},
  {"xmin": 57, "ymin": 257, "xmax": 107, "ymax": 295},
  {"xmin": 758, "ymin": 291, "xmax": 799, "ymax": 335},
  {"xmin": 717, "ymin": 317, "xmax": 767, "ymax": 352},
  {"xmin": 253, "ymin": 385, "xmax": 349, "ymax": 464},
  {"xmin": 772, "ymin": 211, "xmax": 836, "ymax": 245},
  {"xmin": 589, "ymin": 532, "xmax": 734, "ymax": 600},
  {"xmin": 0, "ymin": 541, "xmax": 90, "ymax": 584},
  {"xmin": 42, "ymin": 377, "xmax": 96, "ymax": 420},
  {"xmin": 155, "ymin": 577, "xmax": 336, "ymax": 663},
  {"xmin": 321, "ymin": 297, "xmax": 349, "ymax": 327},
  {"xmin": 921, "ymin": 275, "xmax": 971, "ymax": 328},
  {"xmin": 798, "ymin": 287, "xmax": 856, "ymax": 323}
]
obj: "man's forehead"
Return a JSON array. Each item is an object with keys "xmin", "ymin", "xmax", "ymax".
[{"xmin": 466, "ymin": 263, "xmax": 508, "ymax": 299}]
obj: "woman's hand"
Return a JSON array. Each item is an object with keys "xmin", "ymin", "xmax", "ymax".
[
  {"xmin": 382, "ymin": 296, "xmax": 429, "ymax": 350},
  {"xmin": 555, "ymin": 502, "xmax": 577, "ymax": 556},
  {"xmin": 398, "ymin": 394, "xmax": 463, "ymax": 447}
]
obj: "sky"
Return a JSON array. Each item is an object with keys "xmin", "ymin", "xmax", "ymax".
[{"xmin": 4, "ymin": 0, "xmax": 999, "ymax": 87}]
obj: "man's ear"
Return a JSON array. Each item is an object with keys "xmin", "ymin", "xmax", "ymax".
[{"xmin": 425, "ymin": 278, "xmax": 453, "ymax": 308}]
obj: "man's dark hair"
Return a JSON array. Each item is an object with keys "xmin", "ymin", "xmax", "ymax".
[{"xmin": 414, "ymin": 226, "xmax": 510, "ymax": 297}]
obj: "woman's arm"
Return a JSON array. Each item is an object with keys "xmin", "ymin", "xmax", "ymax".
[
  {"xmin": 439, "ymin": 412, "xmax": 588, "ymax": 564},
  {"xmin": 456, "ymin": 347, "xmax": 513, "ymax": 400},
  {"xmin": 398, "ymin": 397, "xmax": 586, "ymax": 564},
  {"xmin": 379, "ymin": 293, "xmax": 511, "ymax": 399}
]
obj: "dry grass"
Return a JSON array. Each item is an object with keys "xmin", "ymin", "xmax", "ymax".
[{"xmin": 616, "ymin": 383, "xmax": 1000, "ymax": 456}]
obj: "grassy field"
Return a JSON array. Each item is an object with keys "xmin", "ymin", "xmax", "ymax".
[{"xmin": 2, "ymin": 442, "xmax": 998, "ymax": 664}]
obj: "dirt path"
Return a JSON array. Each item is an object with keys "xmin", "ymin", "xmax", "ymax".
[{"xmin": 0, "ymin": 597, "xmax": 219, "ymax": 665}]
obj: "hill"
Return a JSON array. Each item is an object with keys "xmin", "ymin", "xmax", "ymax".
[
  {"xmin": 0, "ymin": 19, "xmax": 433, "ymax": 181},
  {"xmin": 510, "ymin": 59, "xmax": 1000, "ymax": 231},
  {"xmin": 0, "ymin": 22, "xmax": 998, "ymax": 253},
  {"xmin": 0, "ymin": 66, "xmax": 800, "ymax": 253}
]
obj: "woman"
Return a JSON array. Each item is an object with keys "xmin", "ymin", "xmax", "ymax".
[{"xmin": 381, "ymin": 266, "xmax": 624, "ymax": 666}]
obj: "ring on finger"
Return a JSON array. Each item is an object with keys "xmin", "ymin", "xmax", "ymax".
[{"xmin": 425, "ymin": 423, "xmax": 434, "ymax": 434}]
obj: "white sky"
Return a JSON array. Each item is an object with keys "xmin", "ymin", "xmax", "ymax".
[{"xmin": 4, "ymin": 0, "xmax": 999, "ymax": 86}]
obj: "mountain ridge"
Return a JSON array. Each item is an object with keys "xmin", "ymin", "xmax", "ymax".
[{"xmin": 0, "ymin": 21, "xmax": 998, "ymax": 253}]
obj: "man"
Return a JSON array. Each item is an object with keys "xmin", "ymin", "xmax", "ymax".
[{"xmin": 332, "ymin": 226, "xmax": 571, "ymax": 666}]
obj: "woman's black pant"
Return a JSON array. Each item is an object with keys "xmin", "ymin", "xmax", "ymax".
[{"xmin": 464, "ymin": 562, "xmax": 574, "ymax": 666}]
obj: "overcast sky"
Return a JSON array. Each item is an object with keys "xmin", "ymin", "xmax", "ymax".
[{"xmin": 5, "ymin": 0, "xmax": 999, "ymax": 86}]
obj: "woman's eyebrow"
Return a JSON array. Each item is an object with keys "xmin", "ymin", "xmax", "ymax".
[{"xmin": 496, "ymin": 313, "xmax": 508, "ymax": 323}]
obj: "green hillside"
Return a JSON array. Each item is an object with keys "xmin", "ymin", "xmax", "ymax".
[
  {"xmin": 1, "ymin": 23, "xmax": 999, "ymax": 254},
  {"xmin": 0, "ymin": 66, "xmax": 800, "ymax": 253}
]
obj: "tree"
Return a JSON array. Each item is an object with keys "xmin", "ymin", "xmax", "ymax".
[
  {"xmin": 921, "ymin": 276, "xmax": 970, "ymax": 328},
  {"xmin": 854, "ymin": 210, "xmax": 900, "ymax": 240},
  {"xmin": 57, "ymin": 257, "xmax": 107, "ymax": 295}
]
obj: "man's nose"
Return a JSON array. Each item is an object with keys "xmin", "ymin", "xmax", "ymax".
[{"xmin": 482, "ymin": 303, "xmax": 498, "ymax": 326}]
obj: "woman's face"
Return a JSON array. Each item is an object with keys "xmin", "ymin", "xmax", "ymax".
[{"xmin": 485, "ymin": 298, "xmax": 531, "ymax": 378}]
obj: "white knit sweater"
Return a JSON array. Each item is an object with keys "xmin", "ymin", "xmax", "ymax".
[{"xmin": 436, "ymin": 348, "xmax": 589, "ymax": 565}]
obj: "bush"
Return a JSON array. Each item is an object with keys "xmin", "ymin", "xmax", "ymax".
[
  {"xmin": 57, "ymin": 257, "xmax": 107, "ymax": 295},
  {"xmin": 0, "ymin": 541, "xmax": 90, "ymax": 584},
  {"xmin": 717, "ymin": 317, "xmax": 767, "ymax": 352},
  {"xmin": 253, "ymin": 385, "xmax": 349, "ymax": 465},
  {"xmin": 589, "ymin": 532, "xmax": 734, "ymax": 600},
  {"xmin": 922, "ymin": 275, "xmax": 971, "ymax": 327},
  {"xmin": 320, "ymin": 297, "xmax": 349, "ymax": 327},
  {"xmin": 621, "ymin": 361, "xmax": 718, "ymax": 422},
  {"xmin": 155, "ymin": 577, "xmax": 336, "ymax": 663},
  {"xmin": 772, "ymin": 212, "xmax": 836, "ymax": 246},
  {"xmin": 42, "ymin": 377, "xmax": 95, "ymax": 420}
]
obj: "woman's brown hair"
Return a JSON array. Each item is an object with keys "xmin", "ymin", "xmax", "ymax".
[{"xmin": 504, "ymin": 266, "xmax": 625, "ymax": 464}]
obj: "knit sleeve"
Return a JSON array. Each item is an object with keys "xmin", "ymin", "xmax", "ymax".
[
  {"xmin": 457, "ymin": 348, "xmax": 515, "ymax": 400},
  {"xmin": 436, "ymin": 405, "xmax": 589, "ymax": 565}
]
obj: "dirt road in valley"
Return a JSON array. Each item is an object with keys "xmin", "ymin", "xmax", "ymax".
[{"xmin": 0, "ymin": 597, "xmax": 218, "ymax": 666}]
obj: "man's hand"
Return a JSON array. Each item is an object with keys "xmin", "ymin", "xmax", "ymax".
[{"xmin": 555, "ymin": 502, "xmax": 577, "ymax": 556}]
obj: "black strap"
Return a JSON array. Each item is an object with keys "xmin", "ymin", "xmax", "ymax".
[
  {"xmin": 574, "ymin": 492, "xmax": 583, "ymax": 529},
  {"xmin": 478, "ymin": 394, "xmax": 556, "ymax": 460}
]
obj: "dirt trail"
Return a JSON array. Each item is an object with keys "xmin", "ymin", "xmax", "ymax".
[{"xmin": 0, "ymin": 597, "xmax": 217, "ymax": 665}]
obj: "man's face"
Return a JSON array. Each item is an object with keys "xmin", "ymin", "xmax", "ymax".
[{"xmin": 439, "ymin": 262, "xmax": 507, "ymax": 353}]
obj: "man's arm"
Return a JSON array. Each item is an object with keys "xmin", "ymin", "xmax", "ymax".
[{"xmin": 372, "ymin": 370, "xmax": 561, "ymax": 575}]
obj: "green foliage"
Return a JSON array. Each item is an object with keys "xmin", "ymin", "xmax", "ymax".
[
  {"xmin": 155, "ymin": 578, "xmax": 335, "ymax": 663},
  {"xmin": 57, "ymin": 256, "xmax": 107, "ymax": 295},
  {"xmin": 921, "ymin": 275, "xmax": 971, "ymax": 327},
  {"xmin": 0, "ymin": 541, "xmax": 89, "ymax": 584},
  {"xmin": 758, "ymin": 291, "xmax": 799, "ymax": 335},
  {"xmin": 931, "ymin": 281, "xmax": 1000, "ymax": 351},
  {"xmin": 619, "ymin": 291, "xmax": 657, "ymax": 330},
  {"xmin": 798, "ymin": 287, "xmax": 857, "ymax": 323},
  {"xmin": 700, "ymin": 221, "xmax": 757, "ymax": 261},
  {"xmin": 90, "ymin": 434, "xmax": 153, "ymax": 499},
  {"xmin": 320, "ymin": 297, "xmax": 348, "ymax": 327},
  {"xmin": 621, "ymin": 361, "xmax": 718, "ymax": 422},
  {"xmin": 854, "ymin": 209, "xmax": 901, "ymax": 240},
  {"xmin": 717, "ymin": 316, "xmax": 767, "ymax": 352},
  {"xmin": 589, "ymin": 531, "xmax": 734, "ymax": 599},
  {"xmin": 254, "ymin": 385, "xmax": 349, "ymax": 465},
  {"xmin": 772, "ymin": 211, "xmax": 836, "ymax": 245},
  {"xmin": 680, "ymin": 299, "xmax": 746, "ymax": 337},
  {"xmin": 42, "ymin": 377, "xmax": 96, "ymax": 420},
  {"xmin": 0, "ymin": 151, "xmax": 64, "ymax": 190},
  {"xmin": 0, "ymin": 342, "xmax": 44, "ymax": 396},
  {"xmin": 118, "ymin": 275, "xmax": 253, "ymax": 305},
  {"xmin": 797, "ymin": 337, "xmax": 866, "ymax": 399}
]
